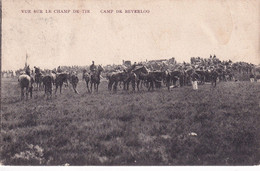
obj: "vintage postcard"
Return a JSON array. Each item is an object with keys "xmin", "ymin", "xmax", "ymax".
[{"xmin": 1, "ymin": 0, "xmax": 260, "ymax": 166}]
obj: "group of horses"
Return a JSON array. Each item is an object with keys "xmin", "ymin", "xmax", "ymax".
[
  {"xmin": 18, "ymin": 65, "xmax": 105, "ymax": 100},
  {"xmin": 105, "ymin": 65, "xmax": 223, "ymax": 92},
  {"xmin": 18, "ymin": 71, "xmax": 76, "ymax": 100},
  {"xmin": 18, "ymin": 63, "xmax": 230, "ymax": 100}
]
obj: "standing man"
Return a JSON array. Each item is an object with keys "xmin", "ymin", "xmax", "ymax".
[
  {"xmin": 25, "ymin": 65, "xmax": 31, "ymax": 76},
  {"xmin": 191, "ymin": 70, "xmax": 199, "ymax": 90},
  {"xmin": 211, "ymin": 68, "xmax": 219, "ymax": 87},
  {"xmin": 131, "ymin": 62, "xmax": 137, "ymax": 71},
  {"xmin": 57, "ymin": 66, "xmax": 62, "ymax": 73},
  {"xmin": 250, "ymin": 73, "xmax": 255, "ymax": 83}
]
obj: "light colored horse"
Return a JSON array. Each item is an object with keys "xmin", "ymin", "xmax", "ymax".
[{"xmin": 18, "ymin": 74, "xmax": 33, "ymax": 100}]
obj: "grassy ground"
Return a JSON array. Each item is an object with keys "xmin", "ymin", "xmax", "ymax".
[{"xmin": 1, "ymin": 77, "xmax": 260, "ymax": 165}]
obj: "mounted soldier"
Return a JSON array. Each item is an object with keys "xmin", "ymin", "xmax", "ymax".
[
  {"xmin": 34, "ymin": 66, "xmax": 43, "ymax": 91},
  {"xmin": 90, "ymin": 61, "xmax": 97, "ymax": 78},
  {"xmin": 57, "ymin": 66, "xmax": 63, "ymax": 73},
  {"xmin": 25, "ymin": 65, "xmax": 31, "ymax": 76}
]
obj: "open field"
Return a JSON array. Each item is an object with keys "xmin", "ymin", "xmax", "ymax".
[{"xmin": 1, "ymin": 77, "xmax": 260, "ymax": 165}]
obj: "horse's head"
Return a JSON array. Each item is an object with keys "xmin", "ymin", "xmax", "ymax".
[
  {"xmin": 98, "ymin": 65, "xmax": 104, "ymax": 72},
  {"xmin": 133, "ymin": 66, "xmax": 149, "ymax": 74}
]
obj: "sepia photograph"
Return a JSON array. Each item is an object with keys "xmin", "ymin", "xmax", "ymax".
[{"xmin": 1, "ymin": 0, "xmax": 260, "ymax": 166}]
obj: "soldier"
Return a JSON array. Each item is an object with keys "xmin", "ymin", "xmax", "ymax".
[
  {"xmin": 131, "ymin": 62, "xmax": 137, "ymax": 71},
  {"xmin": 34, "ymin": 66, "xmax": 40, "ymax": 74},
  {"xmin": 57, "ymin": 66, "xmax": 62, "ymax": 73},
  {"xmin": 191, "ymin": 70, "xmax": 199, "ymax": 90},
  {"xmin": 90, "ymin": 61, "xmax": 97, "ymax": 77},
  {"xmin": 211, "ymin": 68, "xmax": 219, "ymax": 87},
  {"xmin": 250, "ymin": 73, "xmax": 255, "ymax": 83},
  {"xmin": 25, "ymin": 65, "xmax": 31, "ymax": 76}
]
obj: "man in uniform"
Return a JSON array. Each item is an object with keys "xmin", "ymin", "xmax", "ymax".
[
  {"xmin": 57, "ymin": 66, "xmax": 62, "ymax": 73},
  {"xmin": 191, "ymin": 70, "xmax": 199, "ymax": 90},
  {"xmin": 25, "ymin": 65, "xmax": 31, "ymax": 76},
  {"xmin": 90, "ymin": 61, "xmax": 97, "ymax": 77},
  {"xmin": 130, "ymin": 62, "xmax": 137, "ymax": 71},
  {"xmin": 250, "ymin": 72, "xmax": 255, "ymax": 83},
  {"xmin": 211, "ymin": 67, "xmax": 219, "ymax": 87}
]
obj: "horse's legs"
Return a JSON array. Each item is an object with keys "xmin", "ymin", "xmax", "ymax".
[
  {"xmin": 126, "ymin": 81, "xmax": 129, "ymax": 91},
  {"xmin": 21, "ymin": 87, "xmax": 24, "ymax": 100},
  {"xmin": 136, "ymin": 80, "xmax": 140, "ymax": 91},
  {"xmin": 55, "ymin": 84, "xmax": 58, "ymax": 95},
  {"xmin": 73, "ymin": 83, "xmax": 78, "ymax": 94},
  {"xmin": 25, "ymin": 87, "xmax": 29, "ymax": 100},
  {"xmin": 29, "ymin": 87, "xmax": 33, "ymax": 98},
  {"xmin": 113, "ymin": 81, "xmax": 118, "ymax": 92},
  {"xmin": 108, "ymin": 80, "xmax": 112, "ymax": 91},
  {"xmin": 96, "ymin": 83, "xmax": 99, "ymax": 92},
  {"xmin": 132, "ymin": 79, "xmax": 135, "ymax": 91},
  {"xmin": 151, "ymin": 81, "xmax": 154, "ymax": 91},
  {"xmin": 86, "ymin": 81, "xmax": 90, "ymax": 93},
  {"xmin": 119, "ymin": 81, "xmax": 121, "ymax": 89},
  {"xmin": 44, "ymin": 84, "xmax": 47, "ymax": 97},
  {"xmin": 60, "ymin": 83, "xmax": 63, "ymax": 94},
  {"xmin": 90, "ymin": 82, "xmax": 93, "ymax": 92}
]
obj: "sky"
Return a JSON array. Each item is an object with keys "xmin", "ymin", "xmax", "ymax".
[{"xmin": 2, "ymin": 0, "xmax": 260, "ymax": 70}]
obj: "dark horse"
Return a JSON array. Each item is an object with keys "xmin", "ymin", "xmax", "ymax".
[
  {"xmin": 83, "ymin": 70, "xmax": 91, "ymax": 93},
  {"xmin": 18, "ymin": 74, "xmax": 34, "ymax": 100},
  {"xmin": 42, "ymin": 75, "xmax": 54, "ymax": 99},
  {"xmin": 139, "ymin": 71, "xmax": 165, "ymax": 91},
  {"xmin": 90, "ymin": 65, "xmax": 103, "ymax": 92},
  {"xmin": 34, "ymin": 67, "xmax": 43, "ymax": 91},
  {"xmin": 130, "ymin": 66, "xmax": 149, "ymax": 91},
  {"xmin": 54, "ymin": 73, "xmax": 69, "ymax": 94},
  {"xmin": 68, "ymin": 72, "xmax": 79, "ymax": 94},
  {"xmin": 210, "ymin": 70, "xmax": 219, "ymax": 87},
  {"xmin": 106, "ymin": 71, "xmax": 126, "ymax": 92},
  {"xmin": 164, "ymin": 70, "xmax": 184, "ymax": 91},
  {"xmin": 107, "ymin": 70, "xmax": 137, "ymax": 92}
]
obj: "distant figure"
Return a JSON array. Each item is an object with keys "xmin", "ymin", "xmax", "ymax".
[
  {"xmin": 211, "ymin": 68, "xmax": 219, "ymax": 87},
  {"xmin": 90, "ymin": 61, "xmax": 97, "ymax": 76},
  {"xmin": 249, "ymin": 73, "xmax": 255, "ymax": 83},
  {"xmin": 191, "ymin": 70, "xmax": 199, "ymax": 90},
  {"xmin": 25, "ymin": 65, "xmax": 31, "ymax": 76},
  {"xmin": 131, "ymin": 62, "xmax": 137, "ymax": 71},
  {"xmin": 34, "ymin": 66, "xmax": 41, "ymax": 74},
  {"xmin": 18, "ymin": 74, "xmax": 33, "ymax": 100},
  {"xmin": 57, "ymin": 66, "xmax": 62, "ymax": 73}
]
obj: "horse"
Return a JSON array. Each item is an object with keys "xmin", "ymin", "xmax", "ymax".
[
  {"xmin": 194, "ymin": 70, "xmax": 206, "ymax": 85},
  {"xmin": 54, "ymin": 72, "xmax": 69, "ymax": 94},
  {"xmin": 130, "ymin": 65, "xmax": 149, "ymax": 91},
  {"xmin": 210, "ymin": 70, "xmax": 219, "ymax": 87},
  {"xmin": 107, "ymin": 71, "xmax": 125, "ymax": 92},
  {"xmin": 68, "ymin": 72, "xmax": 79, "ymax": 94},
  {"xmin": 106, "ymin": 69, "xmax": 139, "ymax": 92},
  {"xmin": 123, "ymin": 71, "xmax": 138, "ymax": 91},
  {"xmin": 141, "ymin": 71, "xmax": 165, "ymax": 91},
  {"xmin": 34, "ymin": 67, "xmax": 43, "ymax": 91},
  {"xmin": 164, "ymin": 70, "xmax": 184, "ymax": 90},
  {"xmin": 18, "ymin": 74, "xmax": 34, "ymax": 100},
  {"xmin": 90, "ymin": 65, "xmax": 103, "ymax": 92},
  {"xmin": 83, "ymin": 70, "xmax": 91, "ymax": 93},
  {"xmin": 42, "ymin": 75, "xmax": 54, "ymax": 99}
]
